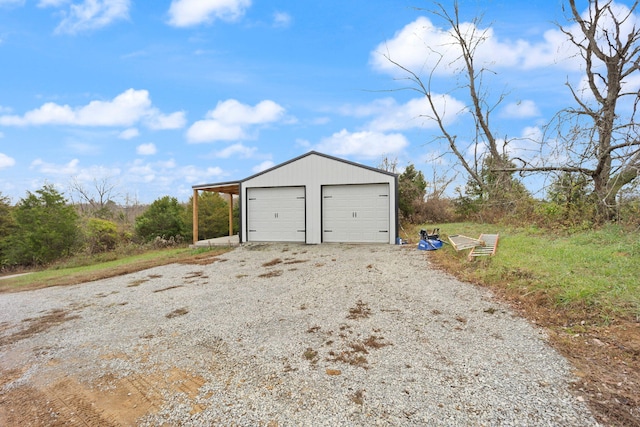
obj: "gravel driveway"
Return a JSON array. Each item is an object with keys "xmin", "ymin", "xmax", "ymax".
[{"xmin": 0, "ymin": 243, "xmax": 598, "ymax": 426}]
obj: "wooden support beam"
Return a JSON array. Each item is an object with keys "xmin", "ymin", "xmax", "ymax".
[
  {"xmin": 192, "ymin": 189, "xmax": 199, "ymax": 244},
  {"xmin": 228, "ymin": 193, "xmax": 233, "ymax": 237}
]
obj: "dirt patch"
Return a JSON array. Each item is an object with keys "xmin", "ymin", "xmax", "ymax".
[
  {"xmin": 549, "ymin": 323, "xmax": 640, "ymax": 427},
  {"xmin": 179, "ymin": 255, "xmax": 226, "ymax": 266},
  {"xmin": 165, "ymin": 307, "xmax": 189, "ymax": 318},
  {"xmin": 153, "ymin": 285, "xmax": 184, "ymax": 293},
  {"xmin": 346, "ymin": 300, "xmax": 371, "ymax": 320},
  {"xmin": 258, "ymin": 270, "xmax": 283, "ymax": 278},
  {"xmin": 0, "ymin": 366, "xmax": 205, "ymax": 426},
  {"xmin": 0, "ymin": 309, "xmax": 80, "ymax": 347},
  {"xmin": 262, "ymin": 258, "xmax": 283, "ymax": 267}
]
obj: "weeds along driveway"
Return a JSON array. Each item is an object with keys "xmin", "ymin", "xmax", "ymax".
[{"xmin": 0, "ymin": 243, "xmax": 599, "ymax": 426}]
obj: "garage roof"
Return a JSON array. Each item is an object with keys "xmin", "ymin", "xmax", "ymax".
[{"xmin": 192, "ymin": 151, "xmax": 396, "ymax": 194}]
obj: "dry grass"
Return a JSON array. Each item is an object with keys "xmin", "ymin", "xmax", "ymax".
[
  {"xmin": 153, "ymin": 285, "xmax": 184, "ymax": 293},
  {"xmin": 303, "ymin": 348, "xmax": 319, "ymax": 364},
  {"xmin": 283, "ymin": 259, "xmax": 308, "ymax": 265},
  {"xmin": 362, "ymin": 335, "xmax": 391, "ymax": 349},
  {"xmin": 165, "ymin": 308, "xmax": 189, "ymax": 319},
  {"xmin": 127, "ymin": 279, "xmax": 148, "ymax": 287},
  {"xmin": 258, "ymin": 270, "xmax": 283, "ymax": 278},
  {"xmin": 346, "ymin": 300, "xmax": 371, "ymax": 320},
  {"xmin": 349, "ymin": 389, "xmax": 365, "ymax": 405},
  {"xmin": 262, "ymin": 258, "xmax": 283, "ymax": 267}
]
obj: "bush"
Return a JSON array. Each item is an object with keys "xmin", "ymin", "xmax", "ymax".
[
  {"xmin": 0, "ymin": 193, "xmax": 16, "ymax": 269},
  {"xmin": 135, "ymin": 196, "xmax": 187, "ymax": 242},
  {"xmin": 3, "ymin": 185, "xmax": 80, "ymax": 266},
  {"xmin": 85, "ymin": 218, "xmax": 119, "ymax": 253}
]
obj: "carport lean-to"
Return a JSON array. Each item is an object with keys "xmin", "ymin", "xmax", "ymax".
[
  {"xmin": 192, "ymin": 151, "xmax": 398, "ymax": 245},
  {"xmin": 191, "ymin": 181, "xmax": 240, "ymax": 245}
]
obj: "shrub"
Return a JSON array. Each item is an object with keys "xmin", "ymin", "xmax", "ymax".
[
  {"xmin": 3, "ymin": 185, "xmax": 80, "ymax": 266},
  {"xmin": 135, "ymin": 196, "xmax": 187, "ymax": 242},
  {"xmin": 85, "ymin": 218, "xmax": 119, "ymax": 253}
]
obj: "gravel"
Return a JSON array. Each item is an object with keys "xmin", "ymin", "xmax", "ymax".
[{"xmin": 0, "ymin": 243, "xmax": 599, "ymax": 426}]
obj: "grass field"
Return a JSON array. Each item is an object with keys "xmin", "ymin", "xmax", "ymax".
[
  {"xmin": 0, "ymin": 246, "xmax": 232, "ymax": 293},
  {"xmin": 407, "ymin": 223, "xmax": 640, "ymax": 323}
]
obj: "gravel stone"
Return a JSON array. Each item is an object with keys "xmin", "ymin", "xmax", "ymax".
[{"xmin": 0, "ymin": 243, "xmax": 599, "ymax": 426}]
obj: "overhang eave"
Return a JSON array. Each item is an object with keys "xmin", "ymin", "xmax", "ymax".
[{"xmin": 192, "ymin": 181, "xmax": 240, "ymax": 195}]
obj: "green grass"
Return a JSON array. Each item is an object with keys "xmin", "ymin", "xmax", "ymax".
[
  {"xmin": 414, "ymin": 223, "xmax": 640, "ymax": 322},
  {"xmin": 0, "ymin": 246, "xmax": 230, "ymax": 292}
]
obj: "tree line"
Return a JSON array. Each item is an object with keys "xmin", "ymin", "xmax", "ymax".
[{"xmin": 0, "ymin": 185, "xmax": 237, "ymax": 269}]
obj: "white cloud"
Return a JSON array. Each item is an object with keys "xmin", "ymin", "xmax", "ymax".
[
  {"xmin": 30, "ymin": 158, "xmax": 80, "ymax": 175},
  {"xmin": 0, "ymin": 89, "xmax": 185, "ymax": 130},
  {"xmin": 181, "ymin": 165, "xmax": 224, "ymax": 183},
  {"xmin": 212, "ymin": 143, "xmax": 256, "ymax": 158},
  {"xmin": 272, "ymin": 11, "xmax": 291, "ymax": 28},
  {"xmin": 252, "ymin": 160, "xmax": 274, "ymax": 173},
  {"xmin": 367, "ymin": 96, "xmax": 465, "ymax": 132},
  {"xmin": 126, "ymin": 158, "xmax": 225, "ymax": 186},
  {"xmin": 315, "ymin": 129, "xmax": 409, "ymax": 159},
  {"xmin": 186, "ymin": 99, "xmax": 285, "ymax": 143},
  {"xmin": 0, "ymin": 153, "xmax": 15, "ymax": 169},
  {"xmin": 145, "ymin": 110, "xmax": 187, "ymax": 130},
  {"xmin": 167, "ymin": 0, "xmax": 251, "ymax": 27},
  {"xmin": 136, "ymin": 143, "xmax": 157, "ymax": 155},
  {"xmin": 119, "ymin": 128, "xmax": 139, "ymax": 139},
  {"xmin": 187, "ymin": 120, "xmax": 245, "ymax": 142},
  {"xmin": 370, "ymin": 13, "xmax": 587, "ymax": 77},
  {"xmin": 41, "ymin": 0, "xmax": 131, "ymax": 34},
  {"xmin": 372, "ymin": 16, "xmax": 537, "ymax": 77},
  {"xmin": 127, "ymin": 159, "xmax": 156, "ymax": 183},
  {"xmin": 73, "ymin": 165, "xmax": 122, "ymax": 183},
  {"xmin": 500, "ymin": 100, "xmax": 541, "ymax": 119}
]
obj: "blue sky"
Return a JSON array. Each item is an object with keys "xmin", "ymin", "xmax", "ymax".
[{"xmin": 0, "ymin": 0, "xmax": 637, "ymax": 204}]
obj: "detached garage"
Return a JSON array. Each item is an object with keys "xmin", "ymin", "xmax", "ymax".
[{"xmin": 192, "ymin": 151, "xmax": 398, "ymax": 245}]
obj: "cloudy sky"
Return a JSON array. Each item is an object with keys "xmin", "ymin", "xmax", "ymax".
[{"xmin": 0, "ymin": 0, "xmax": 636, "ymax": 203}]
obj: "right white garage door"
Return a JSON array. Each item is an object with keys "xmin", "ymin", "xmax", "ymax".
[{"xmin": 322, "ymin": 184, "xmax": 390, "ymax": 243}]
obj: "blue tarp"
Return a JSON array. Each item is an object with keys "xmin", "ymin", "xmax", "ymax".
[{"xmin": 417, "ymin": 239, "xmax": 443, "ymax": 251}]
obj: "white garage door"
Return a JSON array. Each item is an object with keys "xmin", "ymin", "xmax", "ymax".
[
  {"xmin": 247, "ymin": 187, "xmax": 306, "ymax": 242},
  {"xmin": 322, "ymin": 184, "xmax": 390, "ymax": 243}
]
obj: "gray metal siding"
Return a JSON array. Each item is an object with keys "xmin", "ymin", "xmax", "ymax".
[{"xmin": 241, "ymin": 153, "xmax": 396, "ymax": 244}]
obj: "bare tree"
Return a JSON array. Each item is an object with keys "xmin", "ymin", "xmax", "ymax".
[
  {"xmin": 69, "ymin": 176, "xmax": 120, "ymax": 218},
  {"xmin": 382, "ymin": 1, "xmax": 518, "ymax": 203},
  {"xmin": 378, "ymin": 156, "xmax": 400, "ymax": 174},
  {"xmin": 505, "ymin": 0, "xmax": 640, "ymax": 219}
]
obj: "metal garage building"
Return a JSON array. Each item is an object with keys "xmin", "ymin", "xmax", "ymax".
[{"xmin": 192, "ymin": 151, "xmax": 398, "ymax": 245}]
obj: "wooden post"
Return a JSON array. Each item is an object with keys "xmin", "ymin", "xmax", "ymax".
[
  {"xmin": 228, "ymin": 193, "xmax": 233, "ymax": 237},
  {"xmin": 192, "ymin": 189, "xmax": 199, "ymax": 244}
]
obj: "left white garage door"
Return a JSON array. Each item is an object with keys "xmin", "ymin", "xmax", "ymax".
[{"xmin": 247, "ymin": 187, "xmax": 306, "ymax": 242}]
